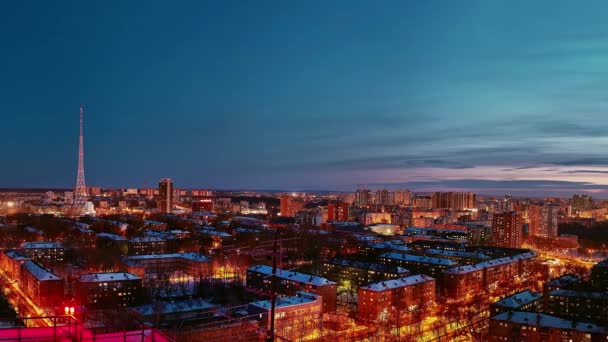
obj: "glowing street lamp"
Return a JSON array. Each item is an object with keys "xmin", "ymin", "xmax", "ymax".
[{"xmin": 64, "ymin": 306, "xmax": 75, "ymax": 316}]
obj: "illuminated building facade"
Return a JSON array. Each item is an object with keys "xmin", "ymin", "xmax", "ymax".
[
  {"xmin": 489, "ymin": 311, "xmax": 608, "ymax": 342},
  {"xmin": 379, "ymin": 252, "xmax": 458, "ymax": 278},
  {"xmin": 246, "ymin": 265, "xmax": 337, "ymax": 312},
  {"xmin": 321, "ymin": 258, "xmax": 409, "ymax": 288},
  {"xmin": 327, "ymin": 201, "xmax": 349, "ymax": 221},
  {"xmin": 0, "ymin": 250, "xmax": 31, "ymax": 280},
  {"xmin": 547, "ymin": 290, "xmax": 608, "ymax": 325},
  {"xmin": 431, "ymin": 192, "xmax": 477, "ymax": 210},
  {"xmin": 528, "ymin": 204, "xmax": 560, "ymax": 238},
  {"xmin": 442, "ymin": 251, "xmax": 537, "ymax": 298},
  {"xmin": 158, "ymin": 178, "xmax": 174, "ymax": 213},
  {"xmin": 128, "ymin": 237, "xmax": 167, "ymax": 255},
  {"xmin": 490, "ymin": 290, "xmax": 542, "ymax": 316},
  {"xmin": 355, "ymin": 188, "xmax": 371, "ymax": 207},
  {"xmin": 363, "ymin": 212, "xmax": 392, "ymax": 225},
  {"xmin": 20, "ymin": 260, "xmax": 64, "ymax": 308},
  {"xmin": 358, "ymin": 274, "xmax": 435, "ymax": 322},
  {"xmin": 78, "ymin": 272, "xmax": 142, "ymax": 309},
  {"xmin": 124, "ymin": 252, "xmax": 212, "ymax": 291},
  {"xmin": 492, "ymin": 211, "xmax": 522, "ymax": 248},
  {"xmin": 248, "ymin": 292, "xmax": 323, "ymax": 342},
  {"xmin": 394, "ymin": 189, "xmax": 411, "ymax": 206},
  {"xmin": 21, "ymin": 241, "xmax": 65, "ymax": 263}
]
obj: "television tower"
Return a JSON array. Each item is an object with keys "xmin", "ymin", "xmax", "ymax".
[{"xmin": 73, "ymin": 105, "xmax": 88, "ymax": 210}]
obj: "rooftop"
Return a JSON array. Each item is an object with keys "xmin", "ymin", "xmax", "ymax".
[
  {"xmin": 127, "ymin": 252, "xmax": 211, "ymax": 262},
  {"xmin": 379, "ymin": 252, "xmax": 458, "ymax": 266},
  {"xmin": 549, "ymin": 290, "xmax": 608, "ymax": 300},
  {"xmin": 493, "ymin": 290, "xmax": 542, "ymax": 308},
  {"xmin": 248, "ymin": 265, "xmax": 336, "ymax": 287},
  {"xmin": 249, "ymin": 292, "xmax": 321, "ymax": 310},
  {"xmin": 129, "ymin": 237, "xmax": 165, "ymax": 243},
  {"xmin": 328, "ymin": 258, "xmax": 409, "ymax": 274},
  {"xmin": 96, "ymin": 233, "xmax": 126, "ymax": 241},
  {"xmin": 546, "ymin": 274, "xmax": 581, "ymax": 287},
  {"xmin": 360, "ymin": 274, "xmax": 434, "ymax": 292},
  {"xmin": 21, "ymin": 241, "xmax": 64, "ymax": 249},
  {"xmin": 80, "ymin": 272, "xmax": 140, "ymax": 283},
  {"xmin": 22, "ymin": 261, "xmax": 61, "ymax": 281},
  {"xmin": 132, "ymin": 299, "xmax": 215, "ymax": 316},
  {"xmin": 491, "ymin": 311, "xmax": 608, "ymax": 333},
  {"xmin": 424, "ymin": 248, "xmax": 490, "ymax": 260}
]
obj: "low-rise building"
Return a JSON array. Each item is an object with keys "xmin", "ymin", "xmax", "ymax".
[
  {"xmin": 0, "ymin": 250, "xmax": 31, "ymax": 280},
  {"xmin": 247, "ymin": 265, "xmax": 337, "ymax": 312},
  {"xmin": 20, "ymin": 260, "xmax": 64, "ymax": 308},
  {"xmin": 321, "ymin": 258, "xmax": 409, "ymax": 288},
  {"xmin": 78, "ymin": 272, "xmax": 142, "ymax": 309},
  {"xmin": 591, "ymin": 259, "xmax": 608, "ymax": 291},
  {"xmin": 21, "ymin": 241, "xmax": 65, "ymax": 263},
  {"xmin": 124, "ymin": 253, "xmax": 212, "ymax": 297},
  {"xmin": 128, "ymin": 237, "xmax": 167, "ymax": 255},
  {"xmin": 490, "ymin": 290, "xmax": 543, "ymax": 316},
  {"xmin": 378, "ymin": 252, "xmax": 458, "ymax": 278},
  {"xmin": 547, "ymin": 290, "xmax": 608, "ymax": 325},
  {"xmin": 489, "ymin": 311, "xmax": 608, "ymax": 342},
  {"xmin": 358, "ymin": 274, "xmax": 435, "ymax": 322},
  {"xmin": 248, "ymin": 292, "xmax": 323, "ymax": 342}
]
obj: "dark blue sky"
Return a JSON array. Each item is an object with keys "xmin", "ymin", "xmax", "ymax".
[{"xmin": 3, "ymin": 1, "xmax": 608, "ymax": 196}]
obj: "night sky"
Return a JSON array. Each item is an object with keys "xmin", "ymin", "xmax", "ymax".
[{"xmin": 3, "ymin": 1, "xmax": 608, "ymax": 196}]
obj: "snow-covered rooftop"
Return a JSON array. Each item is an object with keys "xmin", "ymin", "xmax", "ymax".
[
  {"xmin": 549, "ymin": 290, "xmax": 608, "ymax": 300},
  {"xmin": 546, "ymin": 274, "xmax": 581, "ymax": 287},
  {"xmin": 4, "ymin": 250, "xmax": 30, "ymax": 260},
  {"xmin": 248, "ymin": 265, "xmax": 336, "ymax": 287},
  {"xmin": 379, "ymin": 253, "xmax": 458, "ymax": 266},
  {"xmin": 96, "ymin": 233, "xmax": 126, "ymax": 240},
  {"xmin": 129, "ymin": 237, "xmax": 165, "ymax": 243},
  {"xmin": 424, "ymin": 248, "xmax": 490, "ymax": 260},
  {"xmin": 249, "ymin": 292, "xmax": 321, "ymax": 310},
  {"xmin": 493, "ymin": 290, "xmax": 542, "ymax": 308},
  {"xmin": 328, "ymin": 258, "xmax": 409, "ymax": 274},
  {"xmin": 132, "ymin": 299, "xmax": 215, "ymax": 316},
  {"xmin": 22, "ymin": 261, "xmax": 61, "ymax": 281},
  {"xmin": 80, "ymin": 272, "xmax": 140, "ymax": 283},
  {"xmin": 21, "ymin": 241, "xmax": 63, "ymax": 249},
  {"xmin": 491, "ymin": 311, "xmax": 608, "ymax": 333},
  {"xmin": 127, "ymin": 252, "xmax": 211, "ymax": 263},
  {"xmin": 360, "ymin": 274, "xmax": 434, "ymax": 292},
  {"xmin": 444, "ymin": 251, "xmax": 537, "ymax": 275},
  {"xmin": 195, "ymin": 228, "xmax": 231, "ymax": 237}
]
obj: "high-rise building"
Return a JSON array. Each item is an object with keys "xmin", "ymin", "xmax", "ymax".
[
  {"xmin": 327, "ymin": 202, "xmax": 349, "ymax": 221},
  {"xmin": 279, "ymin": 194, "xmax": 303, "ymax": 217},
  {"xmin": 492, "ymin": 211, "xmax": 522, "ymax": 248},
  {"xmin": 431, "ymin": 192, "xmax": 476, "ymax": 210},
  {"xmin": 280, "ymin": 194, "xmax": 292, "ymax": 216},
  {"xmin": 355, "ymin": 188, "xmax": 371, "ymax": 207},
  {"xmin": 394, "ymin": 189, "xmax": 412, "ymax": 206},
  {"xmin": 412, "ymin": 194, "xmax": 432, "ymax": 208},
  {"xmin": 158, "ymin": 178, "xmax": 174, "ymax": 213},
  {"xmin": 374, "ymin": 189, "xmax": 392, "ymax": 206},
  {"xmin": 571, "ymin": 194, "xmax": 593, "ymax": 213},
  {"xmin": 528, "ymin": 204, "xmax": 559, "ymax": 238}
]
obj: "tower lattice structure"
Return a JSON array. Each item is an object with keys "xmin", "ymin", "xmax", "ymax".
[{"xmin": 73, "ymin": 105, "xmax": 88, "ymax": 210}]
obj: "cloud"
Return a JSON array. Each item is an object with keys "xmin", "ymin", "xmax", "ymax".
[{"xmin": 562, "ymin": 169, "xmax": 608, "ymax": 174}]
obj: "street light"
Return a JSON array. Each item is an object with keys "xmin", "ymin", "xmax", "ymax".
[{"xmin": 64, "ymin": 306, "xmax": 74, "ymax": 316}]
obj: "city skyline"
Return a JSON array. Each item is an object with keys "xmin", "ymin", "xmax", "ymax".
[{"xmin": 4, "ymin": 1, "xmax": 608, "ymax": 196}]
